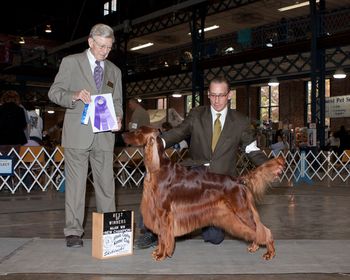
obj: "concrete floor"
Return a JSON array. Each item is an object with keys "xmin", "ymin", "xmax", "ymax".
[{"xmin": 0, "ymin": 180, "xmax": 350, "ymax": 279}]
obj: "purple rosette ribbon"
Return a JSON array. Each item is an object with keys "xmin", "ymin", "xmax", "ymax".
[{"xmin": 94, "ymin": 96, "xmax": 116, "ymax": 131}]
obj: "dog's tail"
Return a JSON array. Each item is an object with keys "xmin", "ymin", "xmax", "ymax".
[{"xmin": 242, "ymin": 156, "xmax": 285, "ymax": 201}]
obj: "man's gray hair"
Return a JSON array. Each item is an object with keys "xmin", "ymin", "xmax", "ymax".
[{"xmin": 89, "ymin": 23, "xmax": 115, "ymax": 42}]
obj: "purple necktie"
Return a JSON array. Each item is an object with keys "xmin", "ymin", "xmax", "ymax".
[{"xmin": 93, "ymin": 60, "xmax": 103, "ymax": 90}]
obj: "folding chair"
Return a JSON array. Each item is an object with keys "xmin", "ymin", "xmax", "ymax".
[{"xmin": 341, "ymin": 149, "xmax": 350, "ymax": 169}]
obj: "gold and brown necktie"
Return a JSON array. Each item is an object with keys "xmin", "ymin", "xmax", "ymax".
[{"xmin": 211, "ymin": 113, "xmax": 221, "ymax": 152}]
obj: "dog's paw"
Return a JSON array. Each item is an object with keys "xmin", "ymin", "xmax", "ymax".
[
  {"xmin": 152, "ymin": 249, "xmax": 167, "ymax": 261},
  {"xmin": 262, "ymin": 251, "xmax": 275, "ymax": 260},
  {"xmin": 247, "ymin": 242, "xmax": 259, "ymax": 253}
]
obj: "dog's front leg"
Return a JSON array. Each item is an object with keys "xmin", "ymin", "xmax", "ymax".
[
  {"xmin": 263, "ymin": 239, "xmax": 275, "ymax": 260},
  {"xmin": 152, "ymin": 210, "xmax": 174, "ymax": 261},
  {"xmin": 152, "ymin": 235, "xmax": 165, "ymax": 261},
  {"xmin": 164, "ymin": 212, "xmax": 175, "ymax": 257}
]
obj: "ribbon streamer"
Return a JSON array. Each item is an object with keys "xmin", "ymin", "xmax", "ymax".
[{"xmin": 94, "ymin": 96, "xmax": 116, "ymax": 131}]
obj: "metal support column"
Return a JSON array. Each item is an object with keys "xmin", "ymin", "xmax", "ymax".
[
  {"xmin": 189, "ymin": 3, "xmax": 206, "ymax": 107},
  {"xmin": 310, "ymin": 0, "xmax": 326, "ymax": 147},
  {"xmin": 246, "ymin": 85, "xmax": 251, "ymax": 119}
]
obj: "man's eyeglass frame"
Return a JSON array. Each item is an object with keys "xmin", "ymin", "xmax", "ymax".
[
  {"xmin": 208, "ymin": 92, "xmax": 230, "ymax": 98},
  {"xmin": 92, "ymin": 37, "xmax": 114, "ymax": 51}
]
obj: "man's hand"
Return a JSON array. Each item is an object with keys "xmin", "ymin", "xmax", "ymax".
[
  {"xmin": 112, "ymin": 117, "xmax": 122, "ymax": 132},
  {"xmin": 72, "ymin": 89, "xmax": 91, "ymax": 104}
]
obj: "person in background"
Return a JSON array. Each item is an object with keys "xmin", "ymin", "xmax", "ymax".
[
  {"xmin": 256, "ymin": 129, "xmax": 267, "ymax": 149},
  {"xmin": 44, "ymin": 120, "xmax": 64, "ymax": 147},
  {"xmin": 270, "ymin": 134, "xmax": 289, "ymax": 157},
  {"xmin": 136, "ymin": 76, "xmax": 268, "ymax": 249},
  {"xmin": 25, "ymin": 103, "xmax": 43, "ymax": 146},
  {"xmin": 334, "ymin": 125, "xmax": 349, "ymax": 155},
  {"xmin": 326, "ymin": 131, "xmax": 340, "ymax": 154},
  {"xmin": 48, "ymin": 23, "xmax": 123, "ymax": 248},
  {"xmin": 0, "ymin": 90, "xmax": 27, "ymax": 145},
  {"xmin": 128, "ymin": 98, "xmax": 150, "ymax": 131},
  {"xmin": 20, "ymin": 103, "xmax": 30, "ymax": 142}
]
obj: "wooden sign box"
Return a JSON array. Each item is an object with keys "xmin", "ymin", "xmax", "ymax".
[{"xmin": 92, "ymin": 210, "xmax": 134, "ymax": 259}]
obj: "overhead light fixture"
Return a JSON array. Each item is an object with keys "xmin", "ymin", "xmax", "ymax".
[
  {"xmin": 278, "ymin": 0, "xmax": 319, "ymax": 12},
  {"xmin": 188, "ymin": 25, "xmax": 220, "ymax": 35},
  {"xmin": 266, "ymin": 42, "xmax": 273, "ymax": 48},
  {"xmin": 45, "ymin": 24, "xmax": 52, "ymax": 33},
  {"xmin": 268, "ymin": 78, "xmax": 279, "ymax": 86},
  {"xmin": 172, "ymin": 93, "xmax": 182, "ymax": 98},
  {"xmin": 202, "ymin": 25, "xmax": 220, "ymax": 33},
  {"xmin": 137, "ymin": 98, "xmax": 142, "ymax": 102},
  {"xmin": 225, "ymin": 47, "xmax": 234, "ymax": 54},
  {"xmin": 47, "ymin": 110, "xmax": 55, "ymax": 114},
  {"xmin": 333, "ymin": 69, "xmax": 347, "ymax": 79},
  {"xmin": 19, "ymin": 37, "xmax": 25, "ymax": 44},
  {"xmin": 130, "ymin": 42, "xmax": 154, "ymax": 51}
]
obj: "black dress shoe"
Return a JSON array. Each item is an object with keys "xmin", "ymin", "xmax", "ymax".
[
  {"xmin": 136, "ymin": 231, "xmax": 157, "ymax": 249},
  {"xmin": 66, "ymin": 235, "xmax": 83, "ymax": 248}
]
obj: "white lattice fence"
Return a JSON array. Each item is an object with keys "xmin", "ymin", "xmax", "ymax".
[
  {"xmin": 1, "ymin": 146, "xmax": 349, "ymax": 194},
  {"xmin": 0, "ymin": 146, "xmax": 65, "ymax": 194}
]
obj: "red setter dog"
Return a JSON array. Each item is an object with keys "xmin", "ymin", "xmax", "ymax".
[{"xmin": 123, "ymin": 126, "xmax": 284, "ymax": 261}]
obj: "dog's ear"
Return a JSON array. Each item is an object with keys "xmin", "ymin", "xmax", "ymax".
[{"xmin": 144, "ymin": 136, "xmax": 160, "ymax": 173}]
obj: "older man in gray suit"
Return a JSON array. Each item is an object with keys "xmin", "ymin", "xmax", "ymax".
[
  {"xmin": 137, "ymin": 76, "xmax": 268, "ymax": 248},
  {"xmin": 48, "ymin": 24, "xmax": 123, "ymax": 248}
]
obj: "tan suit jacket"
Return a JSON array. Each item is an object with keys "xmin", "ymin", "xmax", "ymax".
[
  {"xmin": 129, "ymin": 106, "xmax": 150, "ymax": 130},
  {"xmin": 48, "ymin": 50, "xmax": 123, "ymax": 151},
  {"xmin": 161, "ymin": 106, "xmax": 267, "ymax": 176}
]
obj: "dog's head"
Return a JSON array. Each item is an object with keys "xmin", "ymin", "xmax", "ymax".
[
  {"xmin": 271, "ymin": 156, "xmax": 285, "ymax": 179},
  {"xmin": 257, "ymin": 156, "xmax": 285, "ymax": 182},
  {"xmin": 122, "ymin": 126, "xmax": 159, "ymax": 147},
  {"xmin": 122, "ymin": 126, "xmax": 161, "ymax": 173},
  {"xmin": 242, "ymin": 156, "xmax": 285, "ymax": 201}
]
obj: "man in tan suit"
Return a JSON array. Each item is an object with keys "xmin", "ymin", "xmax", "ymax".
[
  {"xmin": 137, "ymin": 76, "xmax": 267, "ymax": 248},
  {"xmin": 127, "ymin": 98, "xmax": 150, "ymax": 131},
  {"xmin": 48, "ymin": 24, "xmax": 123, "ymax": 248}
]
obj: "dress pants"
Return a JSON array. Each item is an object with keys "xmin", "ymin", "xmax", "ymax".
[
  {"xmin": 141, "ymin": 226, "xmax": 225, "ymax": 245},
  {"xmin": 63, "ymin": 137, "xmax": 116, "ymax": 237},
  {"xmin": 202, "ymin": 226, "xmax": 225, "ymax": 244}
]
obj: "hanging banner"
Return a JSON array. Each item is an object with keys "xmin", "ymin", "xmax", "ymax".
[{"xmin": 325, "ymin": 95, "xmax": 350, "ymax": 118}]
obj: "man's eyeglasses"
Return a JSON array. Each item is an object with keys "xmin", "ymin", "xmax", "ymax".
[
  {"xmin": 92, "ymin": 38, "xmax": 113, "ymax": 51},
  {"xmin": 208, "ymin": 92, "xmax": 229, "ymax": 98}
]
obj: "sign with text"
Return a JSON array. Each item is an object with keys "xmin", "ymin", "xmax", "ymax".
[
  {"xmin": 325, "ymin": 95, "xmax": 350, "ymax": 118},
  {"xmin": 92, "ymin": 210, "xmax": 134, "ymax": 259},
  {"xmin": 0, "ymin": 156, "xmax": 13, "ymax": 176}
]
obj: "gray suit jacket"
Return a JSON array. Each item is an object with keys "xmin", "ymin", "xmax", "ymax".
[
  {"xmin": 48, "ymin": 50, "xmax": 123, "ymax": 151},
  {"xmin": 161, "ymin": 106, "xmax": 267, "ymax": 176}
]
